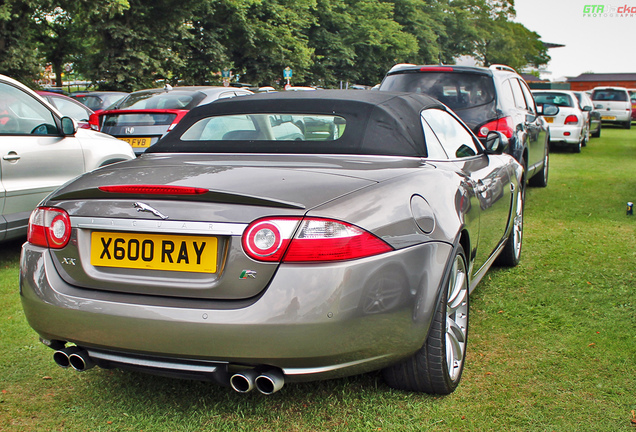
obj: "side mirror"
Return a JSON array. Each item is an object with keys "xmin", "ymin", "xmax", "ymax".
[
  {"xmin": 61, "ymin": 116, "xmax": 77, "ymax": 136},
  {"xmin": 542, "ymin": 103, "xmax": 559, "ymax": 116},
  {"xmin": 582, "ymin": 105, "xmax": 592, "ymax": 112},
  {"xmin": 484, "ymin": 131, "xmax": 508, "ymax": 154}
]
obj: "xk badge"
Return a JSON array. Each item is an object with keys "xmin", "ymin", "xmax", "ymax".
[{"xmin": 239, "ymin": 270, "xmax": 257, "ymax": 279}]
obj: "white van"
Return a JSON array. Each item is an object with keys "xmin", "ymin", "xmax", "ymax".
[{"xmin": 591, "ymin": 86, "xmax": 632, "ymax": 129}]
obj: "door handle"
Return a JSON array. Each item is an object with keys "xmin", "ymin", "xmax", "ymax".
[{"xmin": 3, "ymin": 151, "xmax": 20, "ymax": 161}]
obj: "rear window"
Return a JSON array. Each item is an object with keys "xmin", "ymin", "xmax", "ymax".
[
  {"xmin": 71, "ymin": 95, "xmax": 103, "ymax": 110},
  {"xmin": 533, "ymin": 92, "xmax": 574, "ymax": 107},
  {"xmin": 591, "ymin": 89, "xmax": 628, "ymax": 102},
  {"xmin": 117, "ymin": 91, "xmax": 206, "ymax": 110},
  {"xmin": 103, "ymin": 113, "xmax": 177, "ymax": 127},
  {"xmin": 72, "ymin": 94, "xmax": 127, "ymax": 110},
  {"xmin": 381, "ymin": 72, "xmax": 495, "ymax": 110},
  {"xmin": 181, "ymin": 114, "xmax": 346, "ymax": 141}
]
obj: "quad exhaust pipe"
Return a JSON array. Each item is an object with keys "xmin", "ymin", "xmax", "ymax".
[
  {"xmin": 51, "ymin": 344, "xmax": 283, "ymax": 394},
  {"xmin": 53, "ymin": 346, "xmax": 94, "ymax": 372},
  {"xmin": 230, "ymin": 368, "xmax": 285, "ymax": 394}
]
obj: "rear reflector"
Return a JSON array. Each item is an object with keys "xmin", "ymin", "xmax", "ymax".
[{"xmin": 99, "ymin": 185, "xmax": 209, "ymax": 195}]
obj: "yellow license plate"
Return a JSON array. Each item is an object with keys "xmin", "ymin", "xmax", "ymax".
[
  {"xmin": 544, "ymin": 117, "xmax": 554, "ymax": 123},
  {"xmin": 91, "ymin": 231, "xmax": 217, "ymax": 273},
  {"xmin": 119, "ymin": 137, "xmax": 152, "ymax": 148},
  {"xmin": 601, "ymin": 116, "xmax": 616, "ymax": 121}
]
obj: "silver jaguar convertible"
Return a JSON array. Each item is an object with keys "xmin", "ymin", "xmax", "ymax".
[{"xmin": 20, "ymin": 90, "xmax": 524, "ymax": 395}]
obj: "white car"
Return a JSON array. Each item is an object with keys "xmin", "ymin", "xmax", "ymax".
[
  {"xmin": 532, "ymin": 90, "xmax": 590, "ymax": 153},
  {"xmin": 0, "ymin": 74, "xmax": 135, "ymax": 242},
  {"xmin": 591, "ymin": 86, "xmax": 632, "ymax": 129}
]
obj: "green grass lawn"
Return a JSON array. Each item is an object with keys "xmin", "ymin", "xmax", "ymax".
[{"xmin": 1, "ymin": 127, "xmax": 634, "ymax": 431}]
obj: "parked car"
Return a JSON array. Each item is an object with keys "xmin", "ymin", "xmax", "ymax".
[
  {"xmin": 37, "ymin": 91, "xmax": 94, "ymax": 129},
  {"xmin": 532, "ymin": 90, "xmax": 590, "ymax": 152},
  {"xmin": 89, "ymin": 86, "xmax": 253, "ymax": 155},
  {"xmin": 379, "ymin": 64, "xmax": 553, "ymax": 188},
  {"xmin": 0, "ymin": 74, "xmax": 135, "ymax": 242},
  {"xmin": 70, "ymin": 91, "xmax": 128, "ymax": 112},
  {"xmin": 285, "ymin": 86, "xmax": 317, "ymax": 91},
  {"xmin": 20, "ymin": 90, "xmax": 524, "ymax": 396},
  {"xmin": 573, "ymin": 90, "xmax": 601, "ymax": 138},
  {"xmin": 628, "ymin": 89, "xmax": 636, "ymax": 122},
  {"xmin": 591, "ymin": 86, "xmax": 632, "ymax": 129}
]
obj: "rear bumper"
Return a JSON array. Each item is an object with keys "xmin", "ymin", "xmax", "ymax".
[
  {"xmin": 548, "ymin": 124, "xmax": 584, "ymax": 144},
  {"xmin": 20, "ymin": 241, "xmax": 452, "ymax": 382},
  {"xmin": 599, "ymin": 111, "xmax": 630, "ymax": 123}
]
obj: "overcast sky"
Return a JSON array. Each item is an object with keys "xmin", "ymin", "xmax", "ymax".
[{"xmin": 513, "ymin": 0, "xmax": 636, "ymax": 80}]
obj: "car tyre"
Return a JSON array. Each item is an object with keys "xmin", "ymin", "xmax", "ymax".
[
  {"xmin": 529, "ymin": 142, "xmax": 549, "ymax": 188},
  {"xmin": 572, "ymin": 141, "xmax": 582, "ymax": 153},
  {"xmin": 382, "ymin": 245, "xmax": 469, "ymax": 394},
  {"xmin": 591, "ymin": 127, "xmax": 601, "ymax": 138},
  {"xmin": 625, "ymin": 120, "xmax": 632, "ymax": 129},
  {"xmin": 495, "ymin": 184, "xmax": 523, "ymax": 267}
]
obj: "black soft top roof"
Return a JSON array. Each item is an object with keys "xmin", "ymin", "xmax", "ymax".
[{"xmin": 148, "ymin": 90, "xmax": 446, "ymax": 157}]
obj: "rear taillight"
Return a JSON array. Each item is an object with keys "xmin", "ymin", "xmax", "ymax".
[
  {"xmin": 88, "ymin": 113, "xmax": 100, "ymax": 131},
  {"xmin": 167, "ymin": 111, "xmax": 189, "ymax": 131},
  {"xmin": 564, "ymin": 115, "xmax": 578, "ymax": 125},
  {"xmin": 242, "ymin": 218, "xmax": 298, "ymax": 262},
  {"xmin": 242, "ymin": 217, "xmax": 394, "ymax": 263},
  {"xmin": 477, "ymin": 116, "xmax": 514, "ymax": 138},
  {"xmin": 27, "ymin": 207, "xmax": 71, "ymax": 249}
]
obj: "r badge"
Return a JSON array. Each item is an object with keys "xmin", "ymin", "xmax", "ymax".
[{"xmin": 239, "ymin": 270, "xmax": 257, "ymax": 279}]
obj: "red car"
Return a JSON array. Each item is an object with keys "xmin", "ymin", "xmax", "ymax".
[{"xmin": 37, "ymin": 91, "xmax": 94, "ymax": 129}]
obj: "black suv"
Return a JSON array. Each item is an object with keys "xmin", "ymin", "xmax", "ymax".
[{"xmin": 379, "ymin": 64, "xmax": 551, "ymax": 187}]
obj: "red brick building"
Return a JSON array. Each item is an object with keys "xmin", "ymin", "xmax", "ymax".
[{"xmin": 568, "ymin": 73, "xmax": 636, "ymax": 91}]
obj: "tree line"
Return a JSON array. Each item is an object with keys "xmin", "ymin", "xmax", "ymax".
[{"xmin": 0, "ymin": 0, "xmax": 549, "ymax": 91}]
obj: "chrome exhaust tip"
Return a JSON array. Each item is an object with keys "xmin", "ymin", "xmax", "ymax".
[
  {"xmin": 255, "ymin": 369, "xmax": 284, "ymax": 395},
  {"xmin": 53, "ymin": 346, "xmax": 81, "ymax": 368},
  {"xmin": 230, "ymin": 369, "xmax": 259, "ymax": 393},
  {"xmin": 68, "ymin": 350, "xmax": 95, "ymax": 372}
]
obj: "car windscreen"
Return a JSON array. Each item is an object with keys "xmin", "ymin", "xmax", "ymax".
[
  {"xmin": 591, "ymin": 89, "xmax": 628, "ymax": 101},
  {"xmin": 116, "ymin": 91, "xmax": 206, "ymax": 110},
  {"xmin": 533, "ymin": 92, "xmax": 574, "ymax": 107},
  {"xmin": 381, "ymin": 72, "xmax": 495, "ymax": 110}
]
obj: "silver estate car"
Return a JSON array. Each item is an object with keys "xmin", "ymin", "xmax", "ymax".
[
  {"xmin": 0, "ymin": 74, "xmax": 135, "ymax": 242},
  {"xmin": 20, "ymin": 91, "xmax": 524, "ymax": 395}
]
